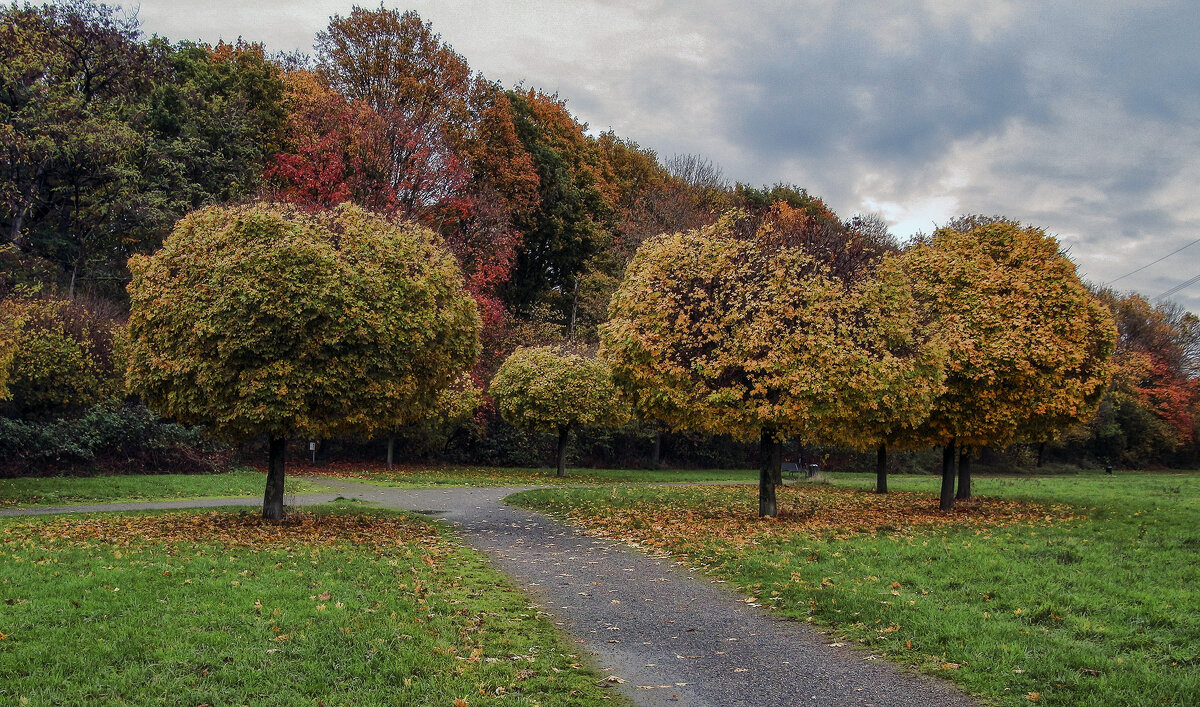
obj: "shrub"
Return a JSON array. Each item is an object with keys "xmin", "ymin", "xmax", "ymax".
[{"xmin": 0, "ymin": 401, "xmax": 228, "ymax": 477}]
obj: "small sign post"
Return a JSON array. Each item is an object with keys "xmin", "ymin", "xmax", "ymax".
[{"xmin": 309, "ymin": 441, "xmax": 317, "ymax": 464}]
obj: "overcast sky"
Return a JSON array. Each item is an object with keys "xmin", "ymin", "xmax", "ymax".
[{"xmin": 130, "ymin": 0, "xmax": 1200, "ymax": 314}]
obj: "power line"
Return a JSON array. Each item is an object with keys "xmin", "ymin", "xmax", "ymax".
[
  {"xmin": 1103, "ymin": 236, "xmax": 1200, "ymax": 286},
  {"xmin": 1154, "ymin": 272, "xmax": 1200, "ymax": 302}
]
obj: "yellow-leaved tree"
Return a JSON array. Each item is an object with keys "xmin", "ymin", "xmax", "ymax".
[
  {"xmin": 0, "ymin": 295, "xmax": 123, "ymax": 418},
  {"xmin": 126, "ymin": 202, "xmax": 480, "ymax": 519},
  {"xmin": 817, "ymin": 254, "xmax": 948, "ymax": 493},
  {"xmin": 902, "ymin": 217, "xmax": 1116, "ymax": 509},
  {"xmin": 601, "ymin": 215, "xmax": 881, "ymax": 517},
  {"xmin": 489, "ymin": 346, "xmax": 627, "ymax": 477}
]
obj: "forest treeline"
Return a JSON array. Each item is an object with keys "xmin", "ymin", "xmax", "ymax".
[{"xmin": 1, "ymin": 1, "xmax": 1197, "ymax": 475}]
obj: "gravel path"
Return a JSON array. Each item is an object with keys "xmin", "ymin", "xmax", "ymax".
[{"xmin": 4, "ymin": 479, "xmax": 977, "ymax": 706}]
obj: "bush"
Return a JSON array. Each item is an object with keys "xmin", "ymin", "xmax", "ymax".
[
  {"xmin": 0, "ymin": 294, "xmax": 124, "ymax": 419},
  {"xmin": 0, "ymin": 401, "xmax": 229, "ymax": 477}
]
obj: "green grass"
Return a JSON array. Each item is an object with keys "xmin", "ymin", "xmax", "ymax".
[
  {"xmin": 508, "ymin": 471, "xmax": 1200, "ymax": 706},
  {"xmin": 0, "ymin": 503, "xmax": 625, "ymax": 706},
  {"xmin": 305, "ymin": 463, "xmax": 758, "ymax": 487},
  {"xmin": 0, "ymin": 471, "xmax": 328, "ymax": 507}
]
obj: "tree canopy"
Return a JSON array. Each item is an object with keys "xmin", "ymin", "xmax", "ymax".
[
  {"xmin": 489, "ymin": 345, "xmax": 626, "ymax": 476},
  {"xmin": 901, "ymin": 217, "xmax": 1116, "ymax": 506},
  {"xmin": 601, "ymin": 215, "xmax": 896, "ymax": 515}
]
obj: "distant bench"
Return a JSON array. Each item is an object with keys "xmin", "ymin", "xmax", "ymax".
[{"xmin": 781, "ymin": 462, "xmax": 818, "ymax": 480}]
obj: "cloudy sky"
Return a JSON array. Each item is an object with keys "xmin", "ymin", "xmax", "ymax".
[{"xmin": 131, "ymin": 0, "xmax": 1200, "ymax": 313}]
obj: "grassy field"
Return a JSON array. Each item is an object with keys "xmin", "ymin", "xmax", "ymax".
[
  {"xmin": 508, "ymin": 471, "xmax": 1200, "ymax": 706},
  {"xmin": 296, "ymin": 462, "xmax": 759, "ymax": 487},
  {"xmin": 0, "ymin": 503, "xmax": 624, "ymax": 706},
  {"xmin": 0, "ymin": 470, "xmax": 329, "ymax": 507}
]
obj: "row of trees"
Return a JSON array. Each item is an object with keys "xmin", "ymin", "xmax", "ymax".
[{"xmin": 3, "ymin": 3, "xmax": 1198, "ymax": 513}]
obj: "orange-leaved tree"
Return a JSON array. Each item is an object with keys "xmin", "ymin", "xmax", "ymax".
[
  {"xmin": 901, "ymin": 217, "xmax": 1115, "ymax": 509},
  {"xmin": 126, "ymin": 202, "xmax": 480, "ymax": 519},
  {"xmin": 489, "ymin": 346, "xmax": 627, "ymax": 477}
]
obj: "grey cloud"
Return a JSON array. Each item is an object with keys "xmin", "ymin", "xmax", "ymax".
[{"xmin": 128, "ymin": 0, "xmax": 1200, "ymax": 312}]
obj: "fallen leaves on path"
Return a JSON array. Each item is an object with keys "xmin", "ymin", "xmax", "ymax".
[{"xmin": 1, "ymin": 510, "xmax": 442, "ymax": 553}]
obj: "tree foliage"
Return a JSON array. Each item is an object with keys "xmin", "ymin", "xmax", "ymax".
[
  {"xmin": 490, "ymin": 346, "xmax": 625, "ymax": 434},
  {"xmin": 0, "ymin": 294, "xmax": 123, "ymax": 418},
  {"xmin": 490, "ymin": 345, "xmax": 626, "ymax": 475},
  {"xmin": 602, "ymin": 214, "xmax": 912, "ymax": 514},
  {"xmin": 902, "ymin": 218, "xmax": 1115, "ymax": 449},
  {"xmin": 126, "ymin": 202, "xmax": 480, "ymax": 442}
]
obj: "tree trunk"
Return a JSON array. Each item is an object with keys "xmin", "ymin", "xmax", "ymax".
[
  {"xmin": 956, "ymin": 445, "xmax": 972, "ymax": 500},
  {"xmin": 386, "ymin": 436, "xmax": 395, "ymax": 471},
  {"xmin": 650, "ymin": 428, "xmax": 662, "ymax": 469},
  {"xmin": 876, "ymin": 443, "xmax": 888, "ymax": 494},
  {"xmin": 1037, "ymin": 441, "xmax": 1046, "ymax": 468},
  {"xmin": 568, "ymin": 278, "xmax": 579, "ymax": 339},
  {"xmin": 759, "ymin": 428, "xmax": 779, "ymax": 517},
  {"xmin": 939, "ymin": 439, "xmax": 957, "ymax": 511},
  {"xmin": 8, "ymin": 207, "xmax": 25, "ymax": 245},
  {"xmin": 263, "ymin": 436, "xmax": 287, "ymax": 520},
  {"xmin": 555, "ymin": 423, "xmax": 572, "ymax": 477}
]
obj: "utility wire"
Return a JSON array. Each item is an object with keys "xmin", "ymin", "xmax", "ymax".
[
  {"xmin": 1104, "ymin": 236, "xmax": 1200, "ymax": 286},
  {"xmin": 1154, "ymin": 272, "xmax": 1200, "ymax": 302}
]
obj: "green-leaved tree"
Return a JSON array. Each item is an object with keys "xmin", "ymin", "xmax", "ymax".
[
  {"xmin": 126, "ymin": 202, "xmax": 480, "ymax": 519},
  {"xmin": 489, "ymin": 346, "xmax": 627, "ymax": 476}
]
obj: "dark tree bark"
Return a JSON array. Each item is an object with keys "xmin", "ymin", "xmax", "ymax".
[
  {"xmin": 651, "ymin": 427, "xmax": 662, "ymax": 469},
  {"xmin": 759, "ymin": 427, "xmax": 780, "ymax": 517},
  {"xmin": 386, "ymin": 435, "xmax": 395, "ymax": 470},
  {"xmin": 263, "ymin": 436, "xmax": 287, "ymax": 520},
  {"xmin": 555, "ymin": 423, "xmax": 573, "ymax": 477},
  {"xmin": 876, "ymin": 443, "xmax": 888, "ymax": 494},
  {"xmin": 939, "ymin": 438, "xmax": 957, "ymax": 511},
  {"xmin": 1037, "ymin": 441, "xmax": 1046, "ymax": 468},
  {"xmin": 956, "ymin": 445, "xmax": 972, "ymax": 500}
]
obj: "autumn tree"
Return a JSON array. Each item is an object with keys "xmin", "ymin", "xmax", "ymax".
[
  {"xmin": 126, "ymin": 203, "xmax": 480, "ymax": 519},
  {"xmin": 1061, "ymin": 291, "xmax": 1199, "ymax": 465},
  {"xmin": 315, "ymin": 6, "xmax": 473, "ymax": 226},
  {"xmin": 902, "ymin": 217, "xmax": 1116, "ymax": 508},
  {"xmin": 489, "ymin": 346, "xmax": 626, "ymax": 476},
  {"xmin": 0, "ymin": 294, "xmax": 123, "ymax": 419},
  {"xmin": 311, "ymin": 10, "xmax": 537, "ymax": 371},
  {"xmin": 602, "ymin": 215, "xmax": 877, "ymax": 517},
  {"xmin": 264, "ymin": 69, "xmax": 394, "ymax": 213},
  {"xmin": 502, "ymin": 89, "xmax": 616, "ymax": 320},
  {"xmin": 818, "ymin": 255, "xmax": 947, "ymax": 493}
]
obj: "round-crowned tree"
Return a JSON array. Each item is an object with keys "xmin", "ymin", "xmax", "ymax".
[
  {"xmin": 126, "ymin": 202, "xmax": 480, "ymax": 518},
  {"xmin": 601, "ymin": 218, "xmax": 862, "ymax": 517},
  {"xmin": 901, "ymin": 217, "xmax": 1115, "ymax": 508},
  {"xmin": 489, "ymin": 346, "xmax": 627, "ymax": 476}
]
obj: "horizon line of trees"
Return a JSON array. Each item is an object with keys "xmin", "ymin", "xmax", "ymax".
[{"xmin": 2, "ymin": 1, "xmax": 1198, "ymax": 497}]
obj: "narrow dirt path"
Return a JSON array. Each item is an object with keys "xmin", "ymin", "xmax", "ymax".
[{"xmin": 3, "ymin": 480, "xmax": 977, "ymax": 706}]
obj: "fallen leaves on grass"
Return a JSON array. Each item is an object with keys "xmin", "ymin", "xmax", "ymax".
[
  {"xmin": 1, "ymin": 510, "xmax": 442, "ymax": 554},
  {"xmin": 543, "ymin": 485, "xmax": 1082, "ymax": 550}
]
